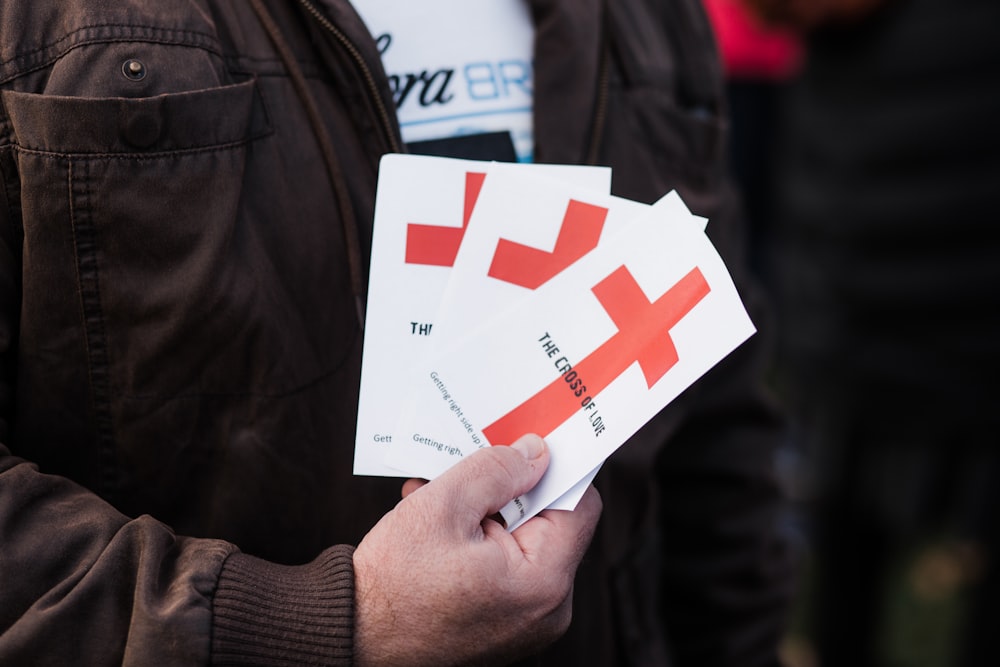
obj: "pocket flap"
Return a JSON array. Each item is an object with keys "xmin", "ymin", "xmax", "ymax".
[{"xmin": 1, "ymin": 77, "xmax": 270, "ymax": 154}]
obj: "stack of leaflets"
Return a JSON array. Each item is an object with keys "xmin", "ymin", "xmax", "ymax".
[{"xmin": 354, "ymin": 154, "xmax": 755, "ymax": 530}]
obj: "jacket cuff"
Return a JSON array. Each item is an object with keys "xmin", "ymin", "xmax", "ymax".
[{"xmin": 210, "ymin": 545, "xmax": 356, "ymax": 666}]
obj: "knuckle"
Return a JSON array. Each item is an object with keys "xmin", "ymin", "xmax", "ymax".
[{"xmin": 477, "ymin": 445, "xmax": 523, "ymax": 491}]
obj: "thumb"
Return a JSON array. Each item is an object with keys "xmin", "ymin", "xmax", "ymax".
[{"xmin": 426, "ymin": 434, "xmax": 550, "ymax": 526}]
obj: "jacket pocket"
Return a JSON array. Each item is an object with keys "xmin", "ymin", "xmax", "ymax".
[{"xmin": 0, "ymin": 75, "xmax": 313, "ymax": 412}]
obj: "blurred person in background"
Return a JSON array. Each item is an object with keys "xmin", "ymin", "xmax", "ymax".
[
  {"xmin": 740, "ymin": 0, "xmax": 1000, "ymax": 664},
  {"xmin": 701, "ymin": 0, "xmax": 802, "ymax": 281}
]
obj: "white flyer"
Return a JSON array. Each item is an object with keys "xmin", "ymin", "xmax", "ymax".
[
  {"xmin": 382, "ymin": 164, "xmax": 651, "ymax": 507},
  {"xmin": 354, "ymin": 154, "xmax": 610, "ymax": 476},
  {"xmin": 391, "ymin": 193, "xmax": 755, "ymax": 529}
]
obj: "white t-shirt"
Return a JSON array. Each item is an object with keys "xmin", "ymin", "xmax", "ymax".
[{"xmin": 352, "ymin": 1, "xmax": 535, "ymax": 162}]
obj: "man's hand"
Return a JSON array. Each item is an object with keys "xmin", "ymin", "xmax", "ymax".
[{"xmin": 353, "ymin": 434, "xmax": 602, "ymax": 667}]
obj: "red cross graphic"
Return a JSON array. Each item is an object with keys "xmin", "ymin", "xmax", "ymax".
[
  {"xmin": 405, "ymin": 171, "xmax": 486, "ymax": 267},
  {"xmin": 487, "ymin": 200, "xmax": 609, "ymax": 289},
  {"xmin": 482, "ymin": 265, "xmax": 711, "ymax": 445}
]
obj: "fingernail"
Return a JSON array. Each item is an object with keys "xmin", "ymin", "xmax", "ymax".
[{"xmin": 510, "ymin": 434, "xmax": 544, "ymax": 460}]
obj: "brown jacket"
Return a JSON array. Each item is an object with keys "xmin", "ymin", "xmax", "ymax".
[{"xmin": 0, "ymin": 0, "xmax": 792, "ymax": 664}]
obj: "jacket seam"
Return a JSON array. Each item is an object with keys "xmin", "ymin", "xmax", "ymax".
[
  {"xmin": 0, "ymin": 24, "xmax": 224, "ymax": 86},
  {"xmin": 0, "ymin": 147, "xmax": 22, "ymax": 246},
  {"xmin": 68, "ymin": 159, "xmax": 119, "ymax": 502},
  {"xmin": 9, "ymin": 133, "xmax": 272, "ymax": 160}
]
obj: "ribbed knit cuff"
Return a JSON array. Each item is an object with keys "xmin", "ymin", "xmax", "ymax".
[{"xmin": 210, "ymin": 545, "xmax": 357, "ymax": 666}]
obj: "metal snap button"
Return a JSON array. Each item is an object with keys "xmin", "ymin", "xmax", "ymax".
[{"xmin": 122, "ymin": 59, "xmax": 147, "ymax": 81}]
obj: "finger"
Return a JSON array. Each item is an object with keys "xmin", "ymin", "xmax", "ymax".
[
  {"xmin": 424, "ymin": 434, "xmax": 550, "ymax": 528},
  {"xmin": 514, "ymin": 484, "xmax": 602, "ymax": 569},
  {"xmin": 401, "ymin": 478, "xmax": 427, "ymax": 499}
]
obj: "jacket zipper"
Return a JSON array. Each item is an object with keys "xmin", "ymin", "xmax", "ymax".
[{"xmin": 295, "ymin": 0, "xmax": 403, "ymax": 154}]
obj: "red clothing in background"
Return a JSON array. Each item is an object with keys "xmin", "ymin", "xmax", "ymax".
[{"xmin": 703, "ymin": 0, "xmax": 802, "ymax": 80}]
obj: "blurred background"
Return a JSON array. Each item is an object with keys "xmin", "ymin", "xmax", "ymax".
[{"xmin": 700, "ymin": 1, "xmax": 1000, "ymax": 665}]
